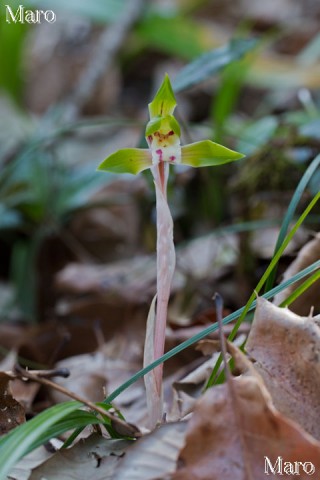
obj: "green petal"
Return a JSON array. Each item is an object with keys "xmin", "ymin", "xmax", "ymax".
[
  {"xmin": 97, "ymin": 148, "xmax": 152, "ymax": 175},
  {"xmin": 148, "ymin": 74, "xmax": 177, "ymax": 119},
  {"xmin": 181, "ymin": 140, "xmax": 244, "ymax": 168},
  {"xmin": 168, "ymin": 115, "xmax": 181, "ymax": 136}
]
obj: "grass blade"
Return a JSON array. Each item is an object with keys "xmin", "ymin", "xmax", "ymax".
[
  {"xmin": 0, "ymin": 401, "xmax": 83, "ymax": 480},
  {"xmin": 265, "ymin": 153, "xmax": 320, "ymax": 291},
  {"xmin": 173, "ymin": 38, "xmax": 257, "ymax": 92},
  {"xmin": 279, "ymin": 268, "xmax": 320, "ymax": 308}
]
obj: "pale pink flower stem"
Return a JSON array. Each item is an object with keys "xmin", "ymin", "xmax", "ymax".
[{"xmin": 152, "ymin": 162, "xmax": 175, "ymax": 397}]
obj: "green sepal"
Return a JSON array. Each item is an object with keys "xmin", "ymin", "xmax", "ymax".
[
  {"xmin": 145, "ymin": 114, "xmax": 181, "ymax": 137},
  {"xmin": 148, "ymin": 74, "xmax": 177, "ymax": 119},
  {"xmin": 181, "ymin": 140, "xmax": 244, "ymax": 168},
  {"xmin": 145, "ymin": 116, "xmax": 162, "ymax": 136},
  {"xmin": 97, "ymin": 148, "xmax": 152, "ymax": 175}
]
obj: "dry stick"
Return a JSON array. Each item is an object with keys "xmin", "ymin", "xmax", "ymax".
[
  {"xmin": 214, "ymin": 293, "xmax": 254, "ymax": 480},
  {"xmin": 14, "ymin": 365, "xmax": 139, "ymax": 437},
  {"xmin": 63, "ymin": 0, "xmax": 147, "ymax": 121},
  {"xmin": 5, "ymin": 368, "xmax": 69, "ymax": 380}
]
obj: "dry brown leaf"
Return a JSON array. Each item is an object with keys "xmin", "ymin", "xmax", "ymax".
[
  {"xmin": 55, "ymin": 232, "xmax": 238, "ymax": 307},
  {"xmin": 168, "ymin": 336, "xmax": 248, "ymax": 422},
  {"xmin": 113, "ymin": 422, "xmax": 187, "ymax": 480},
  {"xmin": 55, "ymin": 256, "xmax": 159, "ymax": 305},
  {"xmin": 250, "ymin": 225, "xmax": 308, "ymax": 259},
  {"xmin": 49, "ymin": 352, "xmax": 109, "ymax": 404},
  {"xmin": 50, "ymin": 341, "xmax": 141, "ymax": 404},
  {"xmin": 274, "ymin": 233, "xmax": 320, "ymax": 315},
  {"xmin": 246, "ymin": 297, "xmax": 320, "ymax": 440},
  {"xmin": 173, "ymin": 343, "xmax": 320, "ymax": 480},
  {"xmin": 168, "ymin": 353, "xmax": 219, "ymax": 423},
  {"xmin": 0, "ymin": 372, "xmax": 25, "ymax": 434},
  {"xmin": 0, "ymin": 351, "xmax": 39, "ymax": 412},
  {"xmin": 7, "ymin": 446, "xmax": 53, "ymax": 480},
  {"xmin": 30, "ymin": 434, "xmax": 130, "ymax": 480},
  {"xmin": 0, "ymin": 320, "xmax": 101, "ymax": 366}
]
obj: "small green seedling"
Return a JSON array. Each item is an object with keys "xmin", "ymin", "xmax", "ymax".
[{"xmin": 98, "ymin": 74, "xmax": 244, "ymax": 426}]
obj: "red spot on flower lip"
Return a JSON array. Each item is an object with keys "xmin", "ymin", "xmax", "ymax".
[
  {"xmin": 156, "ymin": 149, "xmax": 162, "ymax": 154},
  {"xmin": 169, "ymin": 156, "xmax": 176, "ymax": 161}
]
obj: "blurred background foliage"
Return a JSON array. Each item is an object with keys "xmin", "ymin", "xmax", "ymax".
[{"xmin": 0, "ymin": 0, "xmax": 319, "ymax": 324}]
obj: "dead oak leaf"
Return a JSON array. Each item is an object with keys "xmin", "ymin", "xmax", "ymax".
[
  {"xmin": 246, "ymin": 297, "xmax": 320, "ymax": 440},
  {"xmin": 0, "ymin": 372, "xmax": 25, "ymax": 434},
  {"xmin": 274, "ymin": 233, "xmax": 320, "ymax": 315},
  {"xmin": 173, "ymin": 343, "xmax": 320, "ymax": 480}
]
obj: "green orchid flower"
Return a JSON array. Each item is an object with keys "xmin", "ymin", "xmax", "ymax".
[
  {"xmin": 98, "ymin": 73, "xmax": 245, "ymax": 427},
  {"xmin": 98, "ymin": 74, "xmax": 244, "ymax": 175}
]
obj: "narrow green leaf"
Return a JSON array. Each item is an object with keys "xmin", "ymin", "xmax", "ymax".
[
  {"xmin": 181, "ymin": 140, "xmax": 244, "ymax": 168},
  {"xmin": 97, "ymin": 148, "xmax": 152, "ymax": 175},
  {"xmin": 32, "ymin": 410, "xmax": 103, "ymax": 451},
  {"xmin": 173, "ymin": 38, "xmax": 258, "ymax": 92},
  {"xmin": 279, "ymin": 269, "xmax": 320, "ymax": 308},
  {"xmin": 265, "ymin": 152, "xmax": 320, "ymax": 291},
  {"xmin": 0, "ymin": 402, "xmax": 83, "ymax": 480},
  {"xmin": 0, "ymin": 6, "xmax": 28, "ymax": 101},
  {"xmin": 148, "ymin": 74, "xmax": 177, "ymax": 119}
]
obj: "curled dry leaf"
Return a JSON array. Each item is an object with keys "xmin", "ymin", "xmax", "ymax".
[
  {"xmin": 274, "ymin": 233, "xmax": 320, "ymax": 315},
  {"xmin": 0, "ymin": 372, "xmax": 25, "ymax": 434},
  {"xmin": 246, "ymin": 297, "xmax": 320, "ymax": 440},
  {"xmin": 173, "ymin": 342, "xmax": 320, "ymax": 480}
]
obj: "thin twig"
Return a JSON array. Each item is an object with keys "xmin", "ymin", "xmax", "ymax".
[
  {"xmin": 14, "ymin": 365, "xmax": 139, "ymax": 437},
  {"xmin": 64, "ymin": 0, "xmax": 147, "ymax": 120},
  {"xmin": 5, "ymin": 368, "xmax": 69, "ymax": 380}
]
